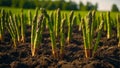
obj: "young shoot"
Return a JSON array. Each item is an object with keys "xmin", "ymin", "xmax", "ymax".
[
  {"xmin": 116, "ymin": 14, "xmax": 120, "ymax": 47},
  {"xmin": 67, "ymin": 10, "xmax": 74, "ymax": 44},
  {"xmin": 60, "ymin": 18, "xmax": 66, "ymax": 59},
  {"xmin": 81, "ymin": 11, "xmax": 103, "ymax": 58},
  {"xmin": 31, "ymin": 8, "xmax": 44, "ymax": 56},
  {"xmin": 0, "ymin": 9, "xmax": 5, "ymax": 41}
]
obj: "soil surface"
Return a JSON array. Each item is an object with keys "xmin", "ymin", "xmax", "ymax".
[{"xmin": 0, "ymin": 26, "xmax": 120, "ymax": 68}]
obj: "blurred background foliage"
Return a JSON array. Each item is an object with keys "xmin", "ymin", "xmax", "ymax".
[
  {"xmin": 0, "ymin": 0, "xmax": 119, "ymax": 11},
  {"xmin": 0, "ymin": 0, "xmax": 98, "ymax": 10}
]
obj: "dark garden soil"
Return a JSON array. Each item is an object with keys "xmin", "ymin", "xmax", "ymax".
[{"xmin": 0, "ymin": 26, "xmax": 120, "ymax": 68}]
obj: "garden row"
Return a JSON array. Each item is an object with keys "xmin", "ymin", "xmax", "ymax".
[{"xmin": 0, "ymin": 8, "xmax": 120, "ymax": 59}]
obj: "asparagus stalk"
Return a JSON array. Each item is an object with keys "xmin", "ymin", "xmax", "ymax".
[
  {"xmin": 116, "ymin": 14, "xmax": 120, "ymax": 47},
  {"xmin": 31, "ymin": 7, "xmax": 39, "ymax": 56},
  {"xmin": 32, "ymin": 14, "xmax": 44, "ymax": 56},
  {"xmin": 106, "ymin": 12, "xmax": 111, "ymax": 39},
  {"xmin": 55, "ymin": 8, "xmax": 61, "ymax": 37},
  {"xmin": 20, "ymin": 9, "xmax": 26, "ymax": 43},
  {"xmin": 13, "ymin": 14, "xmax": 21, "ymax": 43},
  {"xmin": 41, "ymin": 8, "xmax": 57, "ymax": 58},
  {"xmin": 67, "ymin": 10, "xmax": 74, "ymax": 44},
  {"xmin": 81, "ymin": 17, "xmax": 89, "ymax": 58},
  {"xmin": 31, "ymin": 7, "xmax": 39, "ymax": 50},
  {"xmin": 60, "ymin": 18, "xmax": 66, "ymax": 59},
  {"xmin": 0, "ymin": 9, "xmax": 5, "ymax": 41}
]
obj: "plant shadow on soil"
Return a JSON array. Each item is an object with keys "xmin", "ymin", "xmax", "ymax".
[{"xmin": 0, "ymin": 25, "xmax": 120, "ymax": 68}]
